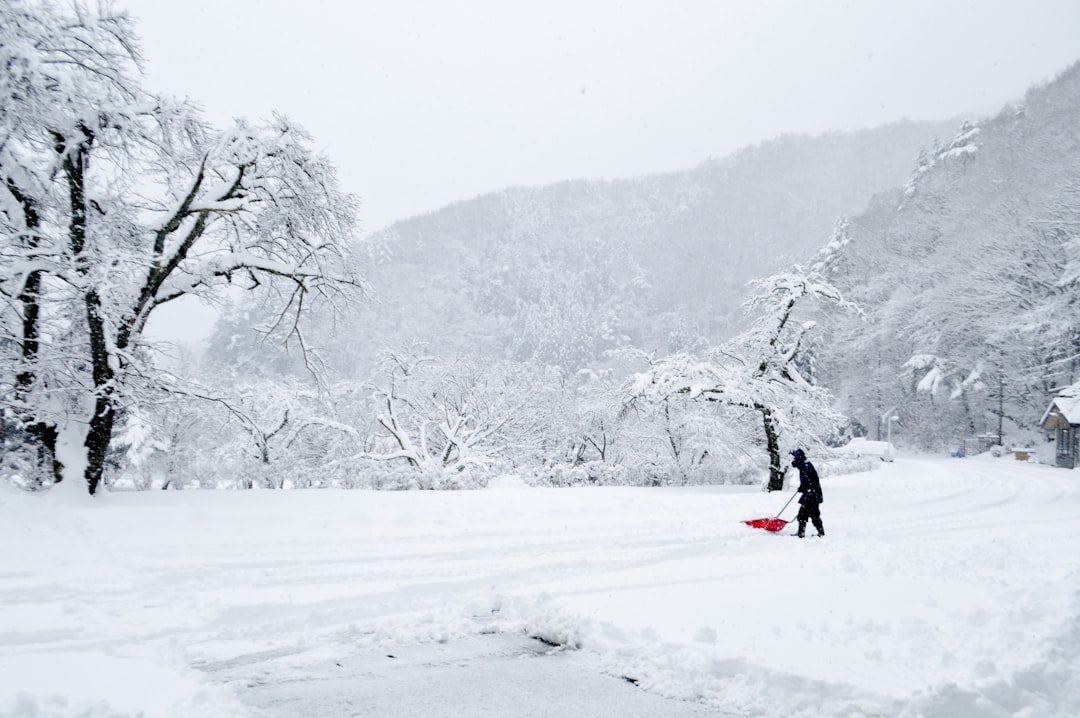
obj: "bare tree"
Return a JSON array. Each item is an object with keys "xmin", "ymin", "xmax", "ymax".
[{"xmin": 345, "ymin": 351, "xmax": 522, "ymax": 483}]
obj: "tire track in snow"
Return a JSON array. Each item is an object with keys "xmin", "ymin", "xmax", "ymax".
[{"xmin": 835, "ymin": 459, "xmax": 1078, "ymax": 541}]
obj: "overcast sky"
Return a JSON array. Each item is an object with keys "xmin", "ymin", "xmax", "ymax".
[{"xmin": 121, "ymin": 0, "xmax": 1080, "ymax": 235}]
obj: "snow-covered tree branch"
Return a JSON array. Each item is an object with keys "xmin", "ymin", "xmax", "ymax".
[{"xmin": 346, "ymin": 351, "xmax": 525, "ymax": 485}]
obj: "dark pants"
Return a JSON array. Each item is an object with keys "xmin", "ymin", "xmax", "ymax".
[{"xmin": 797, "ymin": 502, "xmax": 824, "ymax": 536}]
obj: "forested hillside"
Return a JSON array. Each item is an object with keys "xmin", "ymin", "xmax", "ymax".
[
  {"xmin": 821, "ymin": 62, "xmax": 1080, "ymax": 449},
  {"xmin": 330, "ymin": 120, "xmax": 956, "ymax": 374},
  {"xmin": 110, "ymin": 63, "xmax": 1080, "ymax": 488}
]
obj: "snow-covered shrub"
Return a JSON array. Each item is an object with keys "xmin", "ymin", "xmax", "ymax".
[
  {"xmin": 334, "ymin": 460, "xmax": 492, "ymax": 490},
  {"xmin": 0, "ymin": 440, "xmax": 45, "ymax": 492},
  {"xmin": 525, "ymin": 459, "xmax": 760, "ymax": 488}
]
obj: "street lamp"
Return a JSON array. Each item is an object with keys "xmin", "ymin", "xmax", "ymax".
[{"xmin": 879, "ymin": 407, "xmax": 900, "ymax": 446}]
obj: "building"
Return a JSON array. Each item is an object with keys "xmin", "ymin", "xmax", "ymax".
[{"xmin": 1040, "ymin": 389, "xmax": 1080, "ymax": 468}]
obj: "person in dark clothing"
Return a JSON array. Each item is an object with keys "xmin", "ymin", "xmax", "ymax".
[{"xmin": 791, "ymin": 448, "xmax": 824, "ymax": 538}]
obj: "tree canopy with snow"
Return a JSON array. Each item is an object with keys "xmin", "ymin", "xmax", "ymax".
[
  {"xmin": 629, "ymin": 220, "xmax": 859, "ymax": 490},
  {"xmin": 0, "ymin": 0, "xmax": 361, "ymax": 493}
]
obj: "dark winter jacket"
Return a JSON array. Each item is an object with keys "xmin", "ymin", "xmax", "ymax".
[{"xmin": 794, "ymin": 458, "xmax": 823, "ymax": 505}]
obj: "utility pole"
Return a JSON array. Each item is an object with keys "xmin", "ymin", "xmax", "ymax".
[{"xmin": 998, "ymin": 375, "xmax": 1005, "ymax": 447}]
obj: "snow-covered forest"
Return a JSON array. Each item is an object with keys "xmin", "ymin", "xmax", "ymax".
[
  {"xmin": 822, "ymin": 72, "xmax": 1080, "ymax": 449},
  {"xmin": 4, "ymin": 2, "xmax": 1080, "ymax": 493},
  {"xmin": 12, "ymin": 1, "xmax": 1077, "ymax": 494}
]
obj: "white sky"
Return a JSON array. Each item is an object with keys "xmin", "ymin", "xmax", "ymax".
[{"xmin": 121, "ymin": 0, "xmax": 1080, "ymax": 235}]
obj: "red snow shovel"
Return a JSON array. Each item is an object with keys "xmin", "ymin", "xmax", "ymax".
[{"xmin": 744, "ymin": 489, "xmax": 799, "ymax": 533}]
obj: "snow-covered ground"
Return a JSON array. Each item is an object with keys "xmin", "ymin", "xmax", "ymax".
[{"xmin": 2, "ymin": 455, "xmax": 1078, "ymax": 717}]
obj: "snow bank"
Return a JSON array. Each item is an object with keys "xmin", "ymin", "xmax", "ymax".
[
  {"xmin": 833, "ymin": 437, "xmax": 895, "ymax": 462},
  {"xmin": 1, "ymin": 652, "xmax": 247, "ymax": 718}
]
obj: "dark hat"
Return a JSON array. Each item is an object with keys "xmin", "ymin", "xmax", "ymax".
[{"xmin": 790, "ymin": 448, "xmax": 806, "ymax": 462}]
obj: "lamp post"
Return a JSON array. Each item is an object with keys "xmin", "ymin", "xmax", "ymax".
[
  {"xmin": 879, "ymin": 407, "xmax": 896, "ymax": 442},
  {"xmin": 887, "ymin": 414, "xmax": 900, "ymax": 447}
]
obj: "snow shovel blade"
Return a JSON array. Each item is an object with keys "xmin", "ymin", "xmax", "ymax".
[{"xmin": 744, "ymin": 517, "xmax": 789, "ymax": 532}]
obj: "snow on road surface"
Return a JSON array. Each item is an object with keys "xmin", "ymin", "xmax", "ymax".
[{"xmin": 2, "ymin": 456, "xmax": 1079, "ymax": 717}]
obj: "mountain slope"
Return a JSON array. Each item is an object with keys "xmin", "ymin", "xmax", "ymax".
[
  {"xmin": 821, "ymin": 61, "xmax": 1080, "ymax": 447},
  {"xmin": 335, "ymin": 119, "xmax": 957, "ymax": 374}
]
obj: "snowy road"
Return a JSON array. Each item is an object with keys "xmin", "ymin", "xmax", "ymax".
[{"xmin": 2, "ymin": 455, "xmax": 1079, "ymax": 717}]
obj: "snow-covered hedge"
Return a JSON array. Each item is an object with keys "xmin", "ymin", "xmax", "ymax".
[
  {"xmin": 526, "ymin": 460, "xmax": 761, "ymax": 488},
  {"xmin": 524, "ymin": 455, "xmax": 877, "ymax": 489},
  {"xmin": 331, "ymin": 461, "xmax": 493, "ymax": 490},
  {"xmin": 106, "ymin": 449, "xmax": 880, "ymax": 492}
]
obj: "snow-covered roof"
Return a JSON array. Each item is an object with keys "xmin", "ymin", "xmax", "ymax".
[{"xmin": 1040, "ymin": 387, "xmax": 1080, "ymax": 427}]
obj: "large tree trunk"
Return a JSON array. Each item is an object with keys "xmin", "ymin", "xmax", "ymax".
[
  {"xmin": 57, "ymin": 124, "xmax": 115, "ymax": 495},
  {"xmin": 16, "ymin": 272, "xmax": 62, "ymax": 484},
  {"xmin": 84, "ymin": 395, "xmax": 115, "ymax": 496},
  {"xmin": 760, "ymin": 405, "xmax": 785, "ymax": 491},
  {"xmin": 5, "ymin": 180, "xmax": 62, "ymax": 485},
  {"xmin": 84, "ymin": 288, "xmax": 116, "ymax": 496}
]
